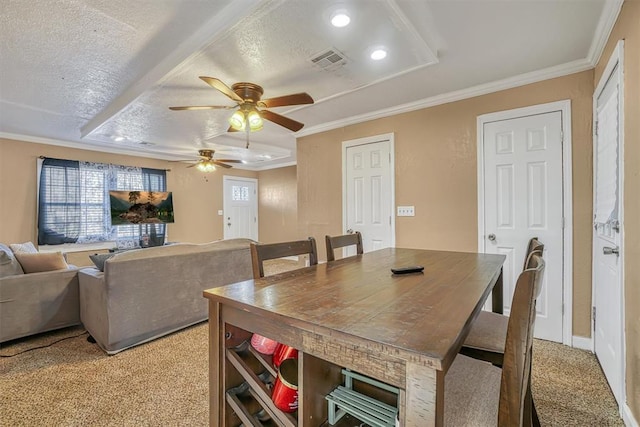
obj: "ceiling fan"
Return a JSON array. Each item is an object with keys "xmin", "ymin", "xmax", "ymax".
[
  {"xmin": 169, "ymin": 77, "xmax": 314, "ymax": 134},
  {"xmin": 176, "ymin": 149, "xmax": 242, "ymax": 172}
]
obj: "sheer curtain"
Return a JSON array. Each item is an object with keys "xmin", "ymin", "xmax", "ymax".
[{"xmin": 38, "ymin": 158, "xmax": 166, "ymax": 247}]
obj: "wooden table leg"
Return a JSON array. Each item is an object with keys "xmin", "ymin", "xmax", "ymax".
[
  {"xmin": 404, "ymin": 363, "xmax": 443, "ymax": 426},
  {"xmin": 492, "ymin": 268, "xmax": 504, "ymax": 314},
  {"xmin": 209, "ymin": 300, "xmax": 223, "ymax": 427}
]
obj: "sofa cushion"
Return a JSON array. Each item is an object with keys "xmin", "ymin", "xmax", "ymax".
[
  {"xmin": 14, "ymin": 252, "xmax": 69, "ymax": 273},
  {"xmin": 89, "ymin": 253, "xmax": 116, "ymax": 272},
  {"xmin": 0, "ymin": 243, "xmax": 24, "ymax": 278},
  {"xmin": 9, "ymin": 242, "xmax": 38, "ymax": 254}
]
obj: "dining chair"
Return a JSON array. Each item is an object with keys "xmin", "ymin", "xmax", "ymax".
[
  {"xmin": 325, "ymin": 231, "xmax": 363, "ymax": 261},
  {"xmin": 445, "ymin": 254, "xmax": 545, "ymax": 426},
  {"xmin": 250, "ymin": 237, "xmax": 318, "ymax": 279},
  {"xmin": 460, "ymin": 237, "xmax": 544, "ymax": 426},
  {"xmin": 461, "ymin": 237, "xmax": 544, "ymax": 366}
]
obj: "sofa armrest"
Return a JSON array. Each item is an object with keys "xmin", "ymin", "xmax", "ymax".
[
  {"xmin": 78, "ymin": 267, "xmax": 108, "ymax": 347},
  {"xmin": 0, "ymin": 267, "xmax": 80, "ymax": 343}
]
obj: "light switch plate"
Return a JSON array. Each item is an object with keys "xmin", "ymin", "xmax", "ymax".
[
  {"xmin": 217, "ymin": 210, "xmax": 223, "ymax": 215},
  {"xmin": 397, "ymin": 206, "xmax": 415, "ymax": 217}
]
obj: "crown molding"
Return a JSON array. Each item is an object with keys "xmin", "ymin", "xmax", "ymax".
[
  {"xmin": 587, "ymin": 0, "xmax": 624, "ymax": 67},
  {"xmin": 0, "ymin": 132, "xmax": 181, "ymax": 161},
  {"xmin": 245, "ymin": 160, "xmax": 298, "ymax": 171},
  {"xmin": 1, "ymin": 131, "xmax": 298, "ymax": 171}
]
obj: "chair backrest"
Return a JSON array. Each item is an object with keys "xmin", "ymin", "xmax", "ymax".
[
  {"xmin": 325, "ymin": 232, "xmax": 363, "ymax": 262},
  {"xmin": 498, "ymin": 254, "xmax": 545, "ymax": 426},
  {"xmin": 522, "ymin": 237, "xmax": 544, "ymax": 271},
  {"xmin": 524, "ymin": 238, "xmax": 544, "ymax": 299},
  {"xmin": 250, "ymin": 237, "xmax": 318, "ymax": 279}
]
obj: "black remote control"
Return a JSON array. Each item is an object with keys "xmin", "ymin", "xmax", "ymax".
[{"xmin": 391, "ymin": 266, "xmax": 424, "ymax": 275}]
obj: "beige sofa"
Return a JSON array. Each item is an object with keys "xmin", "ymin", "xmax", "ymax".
[
  {"xmin": 78, "ymin": 239, "xmax": 254, "ymax": 354},
  {"xmin": 0, "ymin": 243, "xmax": 80, "ymax": 343}
]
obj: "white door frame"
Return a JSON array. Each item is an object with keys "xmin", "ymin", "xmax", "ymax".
[
  {"xmin": 591, "ymin": 39, "xmax": 626, "ymax": 411},
  {"xmin": 477, "ymin": 100, "xmax": 573, "ymax": 346},
  {"xmin": 342, "ymin": 133, "xmax": 396, "ymax": 248},
  {"xmin": 223, "ymin": 175, "xmax": 259, "ymax": 241}
]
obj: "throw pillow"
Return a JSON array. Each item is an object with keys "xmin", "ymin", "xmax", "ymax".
[
  {"xmin": 9, "ymin": 241, "xmax": 38, "ymax": 254},
  {"xmin": 89, "ymin": 253, "xmax": 116, "ymax": 272},
  {"xmin": 0, "ymin": 243, "xmax": 24, "ymax": 278},
  {"xmin": 14, "ymin": 252, "xmax": 68, "ymax": 274}
]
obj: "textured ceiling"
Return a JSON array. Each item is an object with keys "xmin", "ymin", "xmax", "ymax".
[{"xmin": 0, "ymin": 0, "xmax": 616, "ymax": 169}]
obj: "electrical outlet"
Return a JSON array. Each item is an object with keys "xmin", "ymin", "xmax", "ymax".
[{"xmin": 397, "ymin": 206, "xmax": 415, "ymax": 217}]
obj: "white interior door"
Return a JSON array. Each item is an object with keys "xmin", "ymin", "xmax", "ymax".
[
  {"xmin": 481, "ymin": 110, "xmax": 564, "ymax": 342},
  {"xmin": 343, "ymin": 135, "xmax": 394, "ymax": 254},
  {"xmin": 223, "ymin": 176, "xmax": 258, "ymax": 241},
  {"xmin": 593, "ymin": 41, "xmax": 624, "ymax": 406}
]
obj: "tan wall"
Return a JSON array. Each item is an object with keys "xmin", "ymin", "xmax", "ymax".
[
  {"xmin": 257, "ymin": 165, "xmax": 298, "ymax": 243},
  {"xmin": 0, "ymin": 138, "xmax": 257, "ymax": 246},
  {"xmin": 595, "ymin": 1, "xmax": 640, "ymax": 419},
  {"xmin": 298, "ymin": 70, "xmax": 594, "ymax": 337}
]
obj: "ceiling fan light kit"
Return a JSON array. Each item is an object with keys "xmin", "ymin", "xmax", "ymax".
[
  {"xmin": 228, "ymin": 110, "xmax": 245, "ymax": 130},
  {"xmin": 169, "ymin": 77, "xmax": 314, "ymax": 135},
  {"xmin": 196, "ymin": 161, "xmax": 217, "ymax": 172},
  {"xmin": 228, "ymin": 105, "xmax": 264, "ymax": 131},
  {"xmin": 174, "ymin": 149, "xmax": 242, "ymax": 172}
]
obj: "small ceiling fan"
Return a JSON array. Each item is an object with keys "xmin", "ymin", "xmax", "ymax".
[
  {"xmin": 175, "ymin": 149, "xmax": 242, "ymax": 172},
  {"xmin": 169, "ymin": 77, "xmax": 314, "ymax": 133}
]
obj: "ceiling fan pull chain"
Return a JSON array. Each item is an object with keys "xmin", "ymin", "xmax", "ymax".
[{"xmin": 245, "ymin": 125, "xmax": 250, "ymax": 149}]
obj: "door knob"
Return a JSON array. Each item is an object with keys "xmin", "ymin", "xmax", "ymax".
[
  {"xmin": 488, "ymin": 233, "xmax": 496, "ymax": 242},
  {"xmin": 603, "ymin": 246, "xmax": 619, "ymax": 256}
]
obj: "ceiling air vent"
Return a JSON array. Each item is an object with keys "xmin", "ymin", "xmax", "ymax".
[{"xmin": 310, "ymin": 48, "xmax": 346, "ymax": 70}]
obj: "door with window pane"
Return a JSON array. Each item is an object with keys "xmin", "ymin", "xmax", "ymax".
[{"xmin": 223, "ymin": 177, "xmax": 258, "ymax": 241}]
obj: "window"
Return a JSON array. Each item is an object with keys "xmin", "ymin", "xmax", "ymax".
[
  {"xmin": 232, "ymin": 185, "xmax": 250, "ymax": 201},
  {"xmin": 38, "ymin": 158, "xmax": 166, "ymax": 247}
]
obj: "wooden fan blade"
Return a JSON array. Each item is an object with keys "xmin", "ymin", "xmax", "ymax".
[
  {"xmin": 259, "ymin": 93, "xmax": 314, "ymax": 108},
  {"xmin": 215, "ymin": 159, "xmax": 242, "ymax": 163},
  {"xmin": 169, "ymin": 105, "xmax": 234, "ymax": 111},
  {"xmin": 199, "ymin": 77, "xmax": 243, "ymax": 103},
  {"xmin": 261, "ymin": 110, "xmax": 305, "ymax": 132},
  {"xmin": 227, "ymin": 125, "xmax": 240, "ymax": 132},
  {"xmin": 213, "ymin": 161, "xmax": 233, "ymax": 169},
  {"xmin": 187, "ymin": 163, "xmax": 198, "ymax": 168}
]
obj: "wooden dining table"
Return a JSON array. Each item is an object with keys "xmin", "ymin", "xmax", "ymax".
[{"xmin": 204, "ymin": 247, "xmax": 505, "ymax": 427}]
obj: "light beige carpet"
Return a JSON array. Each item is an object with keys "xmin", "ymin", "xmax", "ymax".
[
  {"xmin": 1, "ymin": 324, "xmax": 624, "ymax": 426},
  {"xmin": 532, "ymin": 339, "xmax": 624, "ymax": 426},
  {"xmin": 0, "ymin": 258, "xmax": 625, "ymax": 426}
]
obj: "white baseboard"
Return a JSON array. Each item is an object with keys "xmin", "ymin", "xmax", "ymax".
[
  {"xmin": 623, "ymin": 403, "xmax": 639, "ymax": 427},
  {"xmin": 572, "ymin": 335, "xmax": 593, "ymax": 351}
]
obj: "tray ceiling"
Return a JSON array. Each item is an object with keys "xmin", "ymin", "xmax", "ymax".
[{"xmin": 0, "ymin": 0, "xmax": 616, "ymax": 169}]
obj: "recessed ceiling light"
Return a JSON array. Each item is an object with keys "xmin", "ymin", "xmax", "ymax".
[
  {"xmin": 113, "ymin": 136, "xmax": 125, "ymax": 142},
  {"xmin": 370, "ymin": 49, "xmax": 387, "ymax": 60},
  {"xmin": 331, "ymin": 12, "xmax": 350, "ymax": 27}
]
